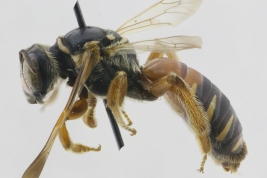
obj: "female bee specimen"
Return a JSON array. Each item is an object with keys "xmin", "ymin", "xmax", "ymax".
[{"xmin": 20, "ymin": 0, "xmax": 247, "ymax": 177}]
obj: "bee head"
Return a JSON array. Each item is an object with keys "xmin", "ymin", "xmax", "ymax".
[{"xmin": 19, "ymin": 44, "xmax": 59, "ymax": 104}]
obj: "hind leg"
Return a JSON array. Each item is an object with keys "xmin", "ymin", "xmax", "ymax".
[
  {"xmin": 146, "ymin": 52, "xmax": 179, "ymax": 64},
  {"xmin": 150, "ymin": 73, "xmax": 211, "ymax": 172},
  {"xmin": 142, "ymin": 58, "xmax": 211, "ymax": 172},
  {"xmin": 146, "ymin": 52, "xmax": 164, "ymax": 63}
]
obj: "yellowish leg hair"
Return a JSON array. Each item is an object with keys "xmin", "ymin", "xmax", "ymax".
[
  {"xmin": 83, "ymin": 93, "xmax": 97, "ymax": 128},
  {"xmin": 59, "ymin": 122, "xmax": 101, "ymax": 153},
  {"xmin": 171, "ymin": 75, "xmax": 211, "ymax": 172},
  {"xmin": 107, "ymin": 71, "xmax": 136, "ymax": 136},
  {"xmin": 148, "ymin": 72, "xmax": 211, "ymax": 172}
]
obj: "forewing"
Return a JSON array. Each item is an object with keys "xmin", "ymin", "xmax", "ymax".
[
  {"xmin": 108, "ymin": 36, "xmax": 202, "ymax": 56},
  {"xmin": 22, "ymin": 51, "xmax": 96, "ymax": 178},
  {"xmin": 116, "ymin": 0, "xmax": 203, "ymax": 35}
]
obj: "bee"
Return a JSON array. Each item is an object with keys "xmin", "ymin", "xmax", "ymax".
[{"xmin": 20, "ymin": 0, "xmax": 247, "ymax": 177}]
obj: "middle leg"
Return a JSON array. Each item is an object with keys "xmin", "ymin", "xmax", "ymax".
[
  {"xmin": 59, "ymin": 87, "xmax": 101, "ymax": 153},
  {"xmin": 83, "ymin": 93, "xmax": 98, "ymax": 128},
  {"xmin": 107, "ymin": 71, "xmax": 136, "ymax": 135}
]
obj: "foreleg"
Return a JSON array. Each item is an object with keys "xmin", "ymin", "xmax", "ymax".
[{"xmin": 56, "ymin": 39, "xmax": 102, "ymax": 153}]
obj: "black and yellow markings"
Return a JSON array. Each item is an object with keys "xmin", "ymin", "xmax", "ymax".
[
  {"xmin": 206, "ymin": 95, "xmax": 217, "ymax": 122},
  {"xmin": 175, "ymin": 65, "xmax": 246, "ymax": 172},
  {"xmin": 106, "ymin": 34, "xmax": 115, "ymax": 40},
  {"xmin": 216, "ymin": 115, "xmax": 234, "ymax": 142},
  {"xmin": 231, "ymin": 137, "xmax": 243, "ymax": 152}
]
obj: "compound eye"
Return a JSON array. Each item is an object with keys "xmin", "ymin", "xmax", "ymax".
[
  {"xmin": 21, "ymin": 73, "xmax": 37, "ymax": 104},
  {"xmin": 23, "ymin": 53, "xmax": 43, "ymax": 91},
  {"xmin": 20, "ymin": 51, "xmax": 44, "ymax": 103}
]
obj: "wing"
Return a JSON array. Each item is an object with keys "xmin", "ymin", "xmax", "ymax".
[
  {"xmin": 22, "ymin": 50, "xmax": 99, "ymax": 178},
  {"xmin": 107, "ymin": 36, "xmax": 202, "ymax": 56},
  {"xmin": 116, "ymin": 0, "xmax": 203, "ymax": 35}
]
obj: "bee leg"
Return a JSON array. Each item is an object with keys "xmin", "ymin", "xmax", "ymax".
[
  {"xmin": 67, "ymin": 98, "xmax": 88, "ymax": 120},
  {"xmin": 146, "ymin": 52, "xmax": 164, "ymax": 63},
  {"xmin": 59, "ymin": 87, "xmax": 101, "ymax": 153},
  {"xmin": 83, "ymin": 93, "xmax": 98, "ymax": 128},
  {"xmin": 170, "ymin": 75, "xmax": 211, "ymax": 173},
  {"xmin": 146, "ymin": 52, "xmax": 179, "ymax": 64},
  {"xmin": 198, "ymin": 154, "xmax": 207, "ymax": 173},
  {"xmin": 59, "ymin": 122, "xmax": 101, "ymax": 153},
  {"xmin": 166, "ymin": 53, "xmax": 179, "ymax": 60},
  {"xmin": 121, "ymin": 109, "xmax": 132, "ymax": 126},
  {"xmin": 148, "ymin": 73, "xmax": 211, "ymax": 172},
  {"xmin": 107, "ymin": 71, "xmax": 136, "ymax": 135}
]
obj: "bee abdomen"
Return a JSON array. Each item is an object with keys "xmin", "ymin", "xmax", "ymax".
[
  {"xmin": 184, "ymin": 66, "xmax": 246, "ymax": 164},
  {"xmin": 196, "ymin": 76, "xmax": 244, "ymax": 153}
]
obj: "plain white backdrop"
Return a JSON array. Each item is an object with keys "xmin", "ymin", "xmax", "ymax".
[{"xmin": 0, "ymin": 0, "xmax": 267, "ymax": 177}]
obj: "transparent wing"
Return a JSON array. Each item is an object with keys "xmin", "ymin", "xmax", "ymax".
[
  {"xmin": 116, "ymin": 0, "xmax": 203, "ymax": 35},
  {"xmin": 22, "ymin": 52, "xmax": 95, "ymax": 178},
  {"xmin": 108, "ymin": 36, "xmax": 202, "ymax": 56}
]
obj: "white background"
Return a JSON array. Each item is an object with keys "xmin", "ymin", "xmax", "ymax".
[{"xmin": 0, "ymin": 0, "xmax": 266, "ymax": 177}]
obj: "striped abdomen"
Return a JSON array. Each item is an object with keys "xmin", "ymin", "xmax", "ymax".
[{"xmin": 164, "ymin": 60, "xmax": 247, "ymax": 169}]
